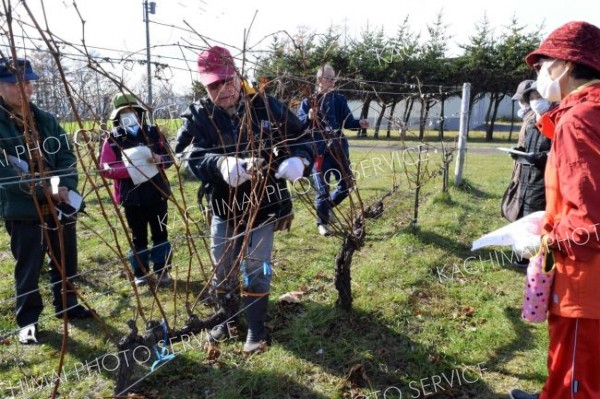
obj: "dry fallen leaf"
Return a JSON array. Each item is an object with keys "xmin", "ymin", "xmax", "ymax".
[
  {"xmin": 462, "ymin": 306, "xmax": 475, "ymax": 318},
  {"xmin": 278, "ymin": 291, "xmax": 304, "ymax": 303},
  {"xmin": 346, "ymin": 363, "xmax": 370, "ymax": 385},
  {"xmin": 204, "ymin": 342, "xmax": 221, "ymax": 361}
]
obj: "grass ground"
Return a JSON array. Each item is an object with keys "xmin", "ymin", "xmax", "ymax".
[{"xmin": 0, "ymin": 135, "xmax": 549, "ymax": 399}]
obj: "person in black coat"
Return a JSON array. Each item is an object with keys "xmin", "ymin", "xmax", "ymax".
[
  {"xmin": 175, "ymin": 46, "xmax": 314, "ymax": 354},
  {"xmin": 507, "ymin": 81, "xmax": 553, "ymax": 267},
  {"xmin": 511, "ymin": 82, "xmax": 553, "ymax": 218}
]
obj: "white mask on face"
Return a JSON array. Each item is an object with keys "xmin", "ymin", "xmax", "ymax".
[
  {"xmin": 120, "ymin": 112, "xmax": 138, "ymax": 127},
  {"xmin": 536, "ymin": 60, "xmax": 569, "ymax": 102},
  {"xmin": 119, "ymin": 112, "xmax": 141, "ymax": 135},
  {"xmin": 530, "ymin": 98, "xmax": 551, "ymax": 119},
  {"xmin": 517, "ymin": 105, "xmax": 530, "ymax": 119}
]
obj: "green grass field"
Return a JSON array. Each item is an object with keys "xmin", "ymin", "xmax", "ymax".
[{"xmin": 0, "ymin": 136, "xmax": 548, "ymax": 399}]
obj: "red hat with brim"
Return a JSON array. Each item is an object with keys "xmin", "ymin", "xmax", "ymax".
[
  {"xmin": 526, "ymin": 21, "xmax": 600, "ymax": 74},
  {"xmin": 197, "ymin": 46, "xmax": 237, "ymax": 86}
]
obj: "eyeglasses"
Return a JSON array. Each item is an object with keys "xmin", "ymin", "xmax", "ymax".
[
  {"xmin": 532, "ymin": 58, "xmax": 556, "ymax": 74},
  {"xmin": 207, "ymin": 77, "xmax": 235, "ymax": 92}
]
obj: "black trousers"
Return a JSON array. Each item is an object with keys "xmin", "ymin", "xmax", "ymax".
[
  {"xmin": 124, "ymin": 200, "xmax": 168, "ymax": 250},
  {"xmin": 6, "ymin": 216, "xmax": 79, "ymax": 327},
  {"xmin": 124, "ymin": 200, "xmax": 170, "ymax": 276}
]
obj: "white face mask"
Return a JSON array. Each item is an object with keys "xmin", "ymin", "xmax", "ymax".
[
  {"xmin": 120, "ymin": 112, "xmax": 138, "ymax": 127},
  {"xmin": 119, "ymin": 112, "xmax": 141, "ymax": 135},
  {"xmin": 536, "ymin": 60, "xmax": 569, "ymax": 102},
  {"xmin": 530, "ymin": 98, "xmax": 551, "ymax": 119},
  {"xmin": 517, "ymin": 105, "xmax": 530, "ymax": 119}
]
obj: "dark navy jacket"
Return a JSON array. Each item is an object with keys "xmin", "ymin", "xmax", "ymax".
[
  {"xmin": 175, "ymin": 93, "xmax": 314, "ymax": 227},
  {"xmin": 297, "ymin": 91, "xmax": 361, "ymax": 156}
]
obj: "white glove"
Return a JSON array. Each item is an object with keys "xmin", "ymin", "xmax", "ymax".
[
  {"xmin": 219, "ymin": 156, "xmax": 251, "ymax": 187},
  {"xmin": 275, "ymin": 157, "xmax": 306, "ymax": 182},
  {"xmin": 308, "ymin": 108, "xmax": 314, "ymax": 120}
]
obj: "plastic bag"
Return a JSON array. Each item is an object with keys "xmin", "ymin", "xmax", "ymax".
[{"xmin": 472, "ymin": 211, "xmax": 545, "ymax": 253}]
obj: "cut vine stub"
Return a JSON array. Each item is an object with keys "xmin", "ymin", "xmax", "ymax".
[
  {"xmin": 334, "ymin": 219, "xmax": 365, "ymax": 310},
  {"xmin": 335, "ymin": 258, "xmax": 352, "ymax": 310}
]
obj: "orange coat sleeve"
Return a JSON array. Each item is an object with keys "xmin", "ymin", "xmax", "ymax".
[{"xmin": 548, "ymin": 115, "xmax": 600, "ymax": 260}]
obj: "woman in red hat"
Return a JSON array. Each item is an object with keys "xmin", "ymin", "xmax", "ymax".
[{"xmin": 510, "ymin": 21, "xmax": 600, "ymax": 399}]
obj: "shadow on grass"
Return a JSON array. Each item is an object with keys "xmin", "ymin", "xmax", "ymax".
[
  {"xmin": 135, "ymin": 301, "xmax": 509, "ymax": 398},
  {"xmin": 134, "ymin": 356, "xmax": 331, "ymax": 399},
  {"xmin": 411, "ymin": 227, "xmax": 472, "ymax": 259},
  {"xmin": 275, "ymin": 302, "xmax": 507, "ymax": 399},
  {"xmin": 485, "ymin": 307, "xmax": 547, "ymax": 384},
  {"xmin": 455, "ymin": 178, "xmax": 497, "ymax": 200},
  {"xmin": 0, "ymin": 314, "xmax": 128, "ymax": 397}
]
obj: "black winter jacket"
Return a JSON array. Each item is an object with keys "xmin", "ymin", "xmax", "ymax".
[
  {"xmin": 517, "ymin": 115, "xmax": 552, "ymax": 217},
  {"xmin": 100, "ymin": 124, "xmax": 172, "ymax": 206},
  {"xmin": 175, "ymin": 93, "xmax": 314, "ymax": 227}
]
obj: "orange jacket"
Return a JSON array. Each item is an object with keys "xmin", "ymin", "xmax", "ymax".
[{"xmin": 541, "ymin": 81, "xmax": 600, "ymax": 319}]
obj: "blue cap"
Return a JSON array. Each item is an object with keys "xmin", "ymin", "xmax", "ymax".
[{"xmin": 0, "ymin": 58, "xmax": 39, "ymax": 83}]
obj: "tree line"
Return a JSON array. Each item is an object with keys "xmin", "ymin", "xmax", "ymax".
[
  {"xmin": 253, "ymin": 12, "xmax": 543, "ymax": 141},
  {"xmin": 26, "ymin": 12, "xmax": 542, "ymax": 142}
]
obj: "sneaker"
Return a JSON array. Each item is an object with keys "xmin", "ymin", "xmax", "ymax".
[
  {"xmin": 318, "ymin": 224, "xmax": 331, "ymax": 236},
  {"xmin": 509, "ymin": 389, "xmax": 539, "ymax": 399},
  {"xmin": 156, "ymin": 271, "xmax": 172, "ymax": 286},
  {"xmin": 134, "ymin": 276, "xmax": 148, "ymax": 286},
  {"xmin": 18, "ymin": 324, "xmax": 38, "ymax": 344},
  {"xmin": 55, "ymin": 305, "xmax": 94, "ymax": 319}
]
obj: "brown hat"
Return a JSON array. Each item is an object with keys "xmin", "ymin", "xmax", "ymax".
[
  {"xmin": 197, "ymin": 46, "xmax": 237, "ymax": 86},
  {"xmin": 526, "ymin": 21, "xmax": 600, "ymax": 73}
]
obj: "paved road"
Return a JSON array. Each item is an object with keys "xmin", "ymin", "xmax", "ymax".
[{"xmin": 349, "ymin": 143, "xmax": 509, "ymax": 155}]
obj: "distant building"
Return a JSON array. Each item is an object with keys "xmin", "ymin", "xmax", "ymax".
[{"xmin": 348, "ymin": 93, "xmax": 516, "ymax": 131}]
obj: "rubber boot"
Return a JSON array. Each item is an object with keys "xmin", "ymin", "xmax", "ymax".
[
  {"xmin": 151, "ymin": 241, "xmax": 172, "ymax": 285},
  {"xmin": 128, "ymin": 247, "xmax": 150, "ymax": 280},
  {"xmin": 206, "ymin": 292, "xmax": 240, "ymax": 344},
  {"xmin": 150, "ymin": 241, "xmax": 172, "ymax": 273},
  {"xmin": 243, "ymin": 295, "xmax": 269, "ymax": 354}
]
